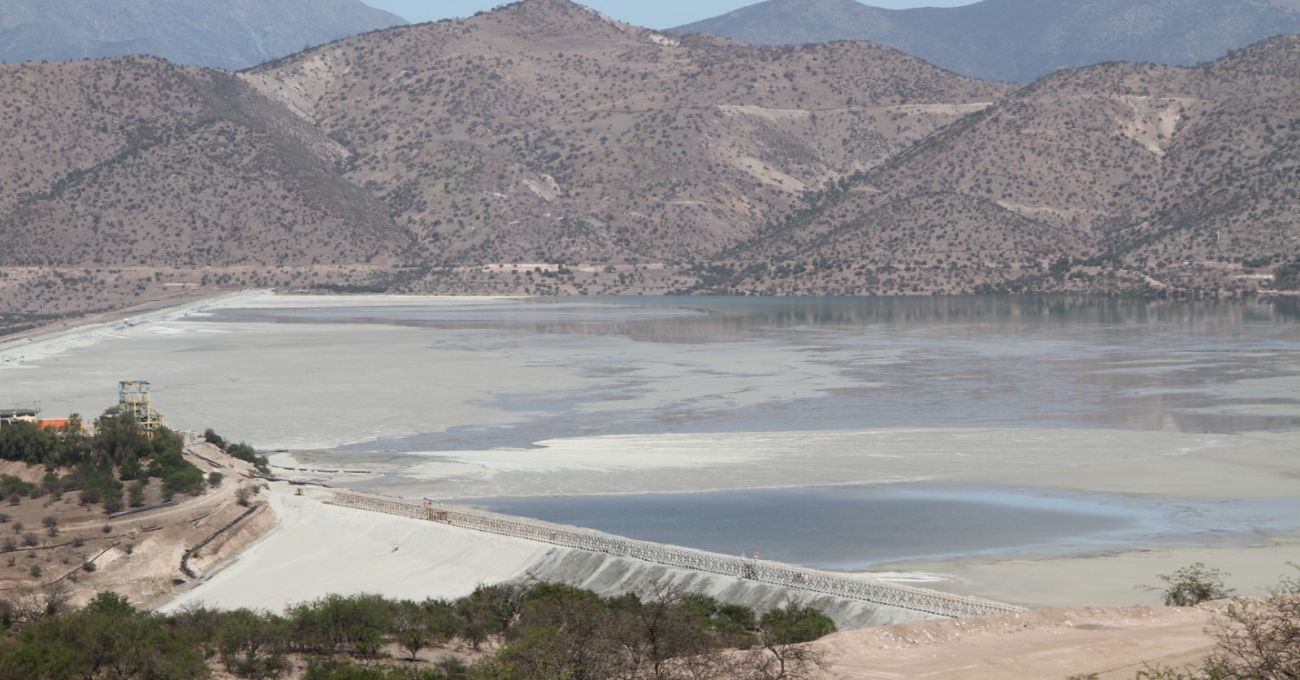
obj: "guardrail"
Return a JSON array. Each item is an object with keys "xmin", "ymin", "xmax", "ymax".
[{"xmin": 327, "ymin": 490, "xmax": 1025, "ymax": 619}]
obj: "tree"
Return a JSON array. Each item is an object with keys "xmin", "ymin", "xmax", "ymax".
[
  {"xmin": 0, "ymin": 591, "xmax": 207, "ymax": 679},
  {"xmin": 1156, "ymin": 563, "xmax": 1234, "ymax": 607},
  {"xmin": 215, "ymin": 608, "xmax": 289, "ymax": 679},
  {"xmin": 758, "ymin": 603, "xmax": 837, "ymax": 645},
  {"xmin": 1206, "ymin": 566, "xmax": 1300, "ymax": 679},
  {"xmin": 392, "ymin": 602, "xmax": 432, "ymax": 662}
]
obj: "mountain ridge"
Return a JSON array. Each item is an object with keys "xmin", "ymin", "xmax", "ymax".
[
  {"xmin": 672, "ymin": 0, "xmax": 1300, "ymax": 83},
  {"xmin": 0, "ymin": 1, "xmax": 1297, "ymax": 332},
  {"xmin": 0, "ymin": 0, "xmax": 406, "ymax": 70}
]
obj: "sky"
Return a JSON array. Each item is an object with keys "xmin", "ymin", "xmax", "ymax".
[{"xmin": 362, "ymin": 0, "xmax": 978, "ymax": 29}]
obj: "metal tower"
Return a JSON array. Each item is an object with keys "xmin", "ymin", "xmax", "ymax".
[{"xmin": 118, "ymin": 380, "xmax": 164, "ymax": 435}]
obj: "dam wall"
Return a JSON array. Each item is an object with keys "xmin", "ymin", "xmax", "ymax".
[{"xmin": 327, "ymin": 490, "xmax": 1025, "ymax": 622}]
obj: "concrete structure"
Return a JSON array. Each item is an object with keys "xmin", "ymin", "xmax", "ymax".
[
  {"xmin": 328, "ymin": 490, "xmax": 1025, "ymax": 621},
  {"xmin": 118, "ymin": 380, "xmax": 164, "ymax": 435},
  {"xmin": 0, "ymin": 408, "xmax": 38, "ymax": 426}
]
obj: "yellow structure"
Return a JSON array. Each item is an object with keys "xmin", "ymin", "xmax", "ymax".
[{"xmin": 118, "ymin": 380, "xmax": 164, "ymax": 435}]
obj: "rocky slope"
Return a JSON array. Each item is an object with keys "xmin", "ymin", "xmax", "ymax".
[
  {"xmin": 674, "ymin": 0, "xmax": 1300, "ymax": 83},
  {"xmin": 0, "ymin": 0, "xmax": 1297, "ymax": 327},
  {"xmin": 0, "ymin": 57, "xmax": 409, "ymax": 270},
  {"xmin": 702, "ymin": 36, "xmax": 1300, "ymax": 295},
  {"xmin": 0, "ymin": 0, "xmax": 405, "ymax": 70},
  {"xmin": 243, "ymin": 0, "xmax": 1008, "ymax": 269}
]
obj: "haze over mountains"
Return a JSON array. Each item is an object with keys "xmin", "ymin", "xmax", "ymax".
[
  {"xmin": 0, "ymin": 0, "xmax": 406, "ymax": 70},
  {"xmin": 675, "ymin": 0, "xmax": 1300, "ymax": 82},
  {"xmin": 0, "ymin": 0, "xmax": 1297, "ymax": 332}
]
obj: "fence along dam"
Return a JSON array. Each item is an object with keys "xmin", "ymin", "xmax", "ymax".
[{"xmin": 327, "ymin": 490, "xmax": 1025, "ymax": 625}]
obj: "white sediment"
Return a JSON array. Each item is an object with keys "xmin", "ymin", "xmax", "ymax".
[
  {"xmin": 0, "ymin": 290, "xmax": 265, "ymax": 369},
  {"xmin": 164, "ymin": 487, "xmax": 932, "ymax": 629},
  {"xmin": 391, "ymin": 427, "xmax": 1300, "ymax": 500},
  {"xmin": 163, "ymin": 488, "xmax": 553, "ymax": 612}
]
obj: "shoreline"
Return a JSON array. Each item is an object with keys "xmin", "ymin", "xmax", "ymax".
[
  {"xmin": 0, "ymin": 289, "xmax": 229, "ymax": 347},
  {"xmin": 0, "ymin": 290, "xmax": 263, "ymax": 367}
]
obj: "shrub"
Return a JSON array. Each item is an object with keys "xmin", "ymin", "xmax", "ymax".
[
  {"xmin": 227, "ymin": 442, "xmax": 270, "ymax": 473},
  {"xmin": 128, "ymin": 480, "xmax": 147, "ymax": 508},
  {"xmin": 161, "ymin": 464, "xmax": 205, "ymax": 498},
  {"xmin": 759, "ymin": 602, "xmax": 838, "ymax": 645},
  {"xmin": 1206, "ymin": 566, "xmax": 1300, "ymax": 679},
  {"xmin": 0, "ymin": 476, "xmax": 34, "ymax": 500},
  {"xmin": 203, "ymin": 428, "xmax": 227, "ymax": 449},
  {"xmin": 1157, "ymin": 563, "xmax": 1234, "ymax": 607}
]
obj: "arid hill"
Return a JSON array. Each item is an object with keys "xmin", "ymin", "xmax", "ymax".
[
  {"xmin": 674, "ymin": 0, "xmax": 1300, "ymax": 83},
  {"xmin": 0, "ymin": 0, "xmax": 405, "ymax": 70},
  {"xmin": 0, "ymin": 56, "xmax": 412, "ymax": 330},
  {"xmin": 0, "ymin": 0, "xmax": 1297, "ymax": 332},
  {"xmin": 706, "ymin": 36, "xmax": 1300, "ymax": 295},
  {"xmin": 243, "ymin": 0, "xmax": 1008, "ymax": 269},
  {"xmin": 0, "ymin": 57, "xmax": 409, "ymax": 269}
]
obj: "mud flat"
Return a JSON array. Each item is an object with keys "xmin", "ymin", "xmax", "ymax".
[
  {"xmin": 876, "ymin": 539, "xmax": 1300, "ymax": 609},
  {"xmin": 7, "ymin": 293, "xmax": 1298, "ymax": 610}
]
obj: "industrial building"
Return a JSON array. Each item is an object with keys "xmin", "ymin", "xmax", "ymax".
[
  {"xmin": 1, "ymin": 380, "xmax": 163, "ymax": 434},
  {"xmin": 0, "ymin": 408, "xmax": 38, "ymax": 426},
  {"xmin": 118, "ymin": 380, "xmax": 165, "ymax": 435}
]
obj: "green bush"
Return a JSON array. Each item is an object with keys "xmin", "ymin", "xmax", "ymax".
[
  {"xmin": 0, "ymin": 584, "xmax": 839, "ymax": 679},
  {"xmin": 1157, "ymin": 563, "xmax": 1234, "ymax": 607},
  {"xmin": 759, "ymin": 602, "xmax": 838, "ymax": 644},
  {"xmin": 161, "ymin": 465, "xmax": 205, "ymax": 498},
  {"xmin": 0, "ymin": 592, "xmax": 207, "ymax": 679}
]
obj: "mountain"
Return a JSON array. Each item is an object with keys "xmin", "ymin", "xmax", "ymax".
[
  {"xmin": 0, "ymin": 0, "xmax": 1297, "ymax": 331},
  {"xmin": 0, "ymin": 56, "xmax": 409, "ymax": 268},
  {"xmin": 0, "ymin": 0, "xmax": 406, "ymax": 70},
  {"xmin": 672, "ymin": 0, "xmax": 1300, "ymax": 83},
  {"xmin": 705, "ymin": 35, "xmax": 1300, "ymax": 295},
  {"xmin": 0, "ymin": 52, "xmax": 414, "ymax": 337},
  {"xmin": 243, "ymin": 0, "xmax": 1007, "ymax": 268}
]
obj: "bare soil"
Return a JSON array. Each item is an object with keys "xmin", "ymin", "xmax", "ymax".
[
  {"xmin": 0, "ymin": 442, "xmax": 274, "ymax": 607},
  {"xmin": 811, "ymin": 604, "xmax": 1223, "ymax": 679}
]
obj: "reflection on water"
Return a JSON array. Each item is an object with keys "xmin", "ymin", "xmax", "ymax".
[
  {"xmin": 465, "ymin": 485, "xmax": 1300, "ymax": 569},
  {"xmin": 201, "ymin": 295, "xmax": 1300, "ymax": 450},
  {"xmin": 208, "ymin": 295, "xmax": 1300, "ymax": 344}
]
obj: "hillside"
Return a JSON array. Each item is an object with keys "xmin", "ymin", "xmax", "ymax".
[
  {"xmin": 1, "ymin": 0, "xmax": 1297, "ymax": 330},
  {"xmin": 0, "ymin": 56, "xmax": 411, "ymax": 328},
  {"xmin": 0, "ymin": 0, "xmax": 405, "ymax": 71},
  {"xmin": 242, "ymin": 0, "xmax": 1010, "ymax": 271},
  {"xmin": 673, "ymin": 0, "xmax": 1300, "ymax": 83},
  {"xmin": 0, "ymin": 57, "xmax": 408, "ymax": 269},
  {"xmin": 706, "ymin": 36, "xmax": 1300, "ymax": 296}
]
